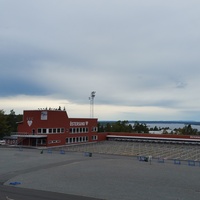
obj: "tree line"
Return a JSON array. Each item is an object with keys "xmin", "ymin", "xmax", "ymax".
[
  {"xmin": 0, "ymin": 109, "xmax": 23, "ymax": 139},
  {"xmin": 98, "ymin": 120, "xmax": 200, "ymax": 135},
  {"xmin": 98, "ymin": 121, "xmax": 149, "ymax": 133}
]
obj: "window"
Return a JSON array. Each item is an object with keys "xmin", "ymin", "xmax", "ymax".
[
  {"xmin": 69, "ymin": 127, "xmax": 90, "ymax": 134},
  {"xmin": 38, "ymin": 127, "xmax": 65, "ymax": 134},
  {"xmin": 43, "ymin": 129, "xmax": 47, "ymax": 133},
  {"xmin": 38, "ymin": 139, "xmax": 46, "ymax": 145},
  {"xmin": 66, "ymin": 138, "xmax": 70, "ymax": 143},
  {"xmin": 53, "ymin": 128, "xmax": 56, "ymax": 133},
  {"xmin": 92, "ymin": 127, "xmax": 98, "ymax": 132},
  {"xmin": 42, "ymin": 139, "xmax": 46, "ymax": 144},
  {"xmin": 92, "ymin": 135, "xmax": 98, "ymax": 140}
]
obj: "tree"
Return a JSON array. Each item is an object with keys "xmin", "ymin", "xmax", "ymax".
[
  {"xmin": 97, "ymin": 123, "xmax": 105, "ymax": 132},
  {"xmin": 105, "ymin": 123, "xmax": 112, "ymax": 132},
  {"xmin": 133, "ymin": 122, "xmax": 149, "ymax": 133},
  {"xmin": 180, "ymin": 124, "xmax": 199, "ymax": 135},
  {"xmin": 153, "ymin": 126, "xmax": 159, "ymax": 131},
  {"xmin": 6, "ymin": 109, "xmax": 17, "ymax": 133},
  {"xmin": 0, "ymin": 109, "xmax": 23, "ymax": 138},
  {"xmin": 0, "ymin": 110, "xmax": 9, "ymax": 139},
  {"xmin": 105, "ymin": 120, "xmax": 133, "ymax": 132}
]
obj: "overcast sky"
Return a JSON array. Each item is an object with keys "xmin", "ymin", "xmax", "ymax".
[{"xmin": 1, "ymin": 0, "xmax": 200, "ymax": 121}]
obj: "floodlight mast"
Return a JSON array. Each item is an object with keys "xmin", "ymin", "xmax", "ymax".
[{"xmin": 89, "ymin": 91, "xmax": 96, "ymax": 118}]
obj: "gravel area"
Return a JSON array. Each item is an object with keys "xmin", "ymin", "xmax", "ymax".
[{"xmin": 1, "ymin": 147, "xmax": 200, "ymax": 200}]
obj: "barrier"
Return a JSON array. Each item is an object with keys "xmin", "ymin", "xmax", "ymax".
[
  {"xmin": 138, "ymin": 156, "xmax": 148, "ymax": 162},
  {"xmin": 188, "ymin": 160, "xmax": 195, "ymax": 166},
  {"xmin": 9, "ymin": 182, "xmax": 21, "ymax": 185},
  {"xmin": 19, "ymin": 147, "xmax": 23, "ymax": 151},
  {"xmin": 60, "ymin": 150, "xmax": 65, "ymax": 154},
  {"xmin": 174, "ymin": 159, "xmax": 181, "ymax": 165},
  {"xmin": 158, "ymin": 158, "xmax": 165, "ymax": 163},
  {"xmin": 47, "ymin": 149, "xmax": 52, "ymax": 154},
  {"xmin": 84, "ymin": 152, "xmax": 92, "ymax": 157}
]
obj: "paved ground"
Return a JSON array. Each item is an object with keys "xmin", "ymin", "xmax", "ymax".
[
  {"xmin": 0, "ymin": 185, "xmax": 103, "ymax": 200},
  {"xmin": 0, "ymin": 147, "xmax": 200, "ymax": 200}
]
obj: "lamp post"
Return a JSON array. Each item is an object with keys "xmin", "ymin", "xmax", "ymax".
[{"xmin": 89, "ymin": 91, "xmax": 96, "ymax": 118}]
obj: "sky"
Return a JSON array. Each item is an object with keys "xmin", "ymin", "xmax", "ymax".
[{"xmin": 1, "ymin": 0, "xmax": 200, "ymax": 121}]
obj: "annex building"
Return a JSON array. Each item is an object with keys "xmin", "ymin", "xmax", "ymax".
[{"xmin": 6, "ymin": 109, "xmax": 106, "ymax": 147}]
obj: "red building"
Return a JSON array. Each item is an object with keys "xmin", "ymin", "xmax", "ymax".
[
  {"xmin": 6, "ymin": 109, "xmax": 200, "ymax": 147},
  {"xmin": 13, "ymin": 109, "xmax": 106, "ymax": 147}
]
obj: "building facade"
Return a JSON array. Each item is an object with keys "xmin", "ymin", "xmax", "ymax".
[
  {"xmin": 13, "ymin": 109, "xmax": 106, "ymax": 147},
  {"xmin": 6, "ymin": 109, "xmax": 199, "ymax": 148}
]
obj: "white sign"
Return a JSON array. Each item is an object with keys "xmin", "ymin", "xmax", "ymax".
[
  {"xmin": 27, "ymin": 118, "xmax": 33, "ymax": 127},
  {"xmin": 41, "ymin": 111, "xmax": 48, "ymax": 120},
  {"xmin": 70, "ymin": 121, "xmax": 88, "ymax": 126}
]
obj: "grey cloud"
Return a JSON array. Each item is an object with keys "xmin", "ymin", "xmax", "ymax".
[
  {"xmin": 1, "ymin": 0, "xmax": 200, "ymax": 120},
  {"xmin": 175, "ymin": 82, "xmax": 187, "ymax": 89}
]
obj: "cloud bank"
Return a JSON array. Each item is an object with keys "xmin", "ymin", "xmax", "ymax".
[{"xmin": 1, "ymin": 0, "xmax": 200, "ymax": 120}]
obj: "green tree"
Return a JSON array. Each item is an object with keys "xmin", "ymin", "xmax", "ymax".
[
  {"xmin": 6, "ymin": 109, "xmax": 18, "ymax": 133},
  {"xmin": 133, "ymin": 122, "xmax": 149, "ymax": 133},
  {"xmin": 180, "ymin": 124, "xmax": 199, "ymax": 135},
  {"xmin": 109, "ymin": 120, "xmax": 133, "ymax": 132},
  {"xmin": 97, "ymin": 123, "xmax": 105, "ymax": 132},
  {"xmin": 112, "ymin": 121, "xmax": 122, "ymax": 132},
  {"xmin": 153, "ymin": 126, "xmax": 159, "ymax": 131},
  {"xmin": 105, "ymin": 123, "xmax": 112, "ymax": 132},
  {"xmin": 0, "ymin": 110, "xmax": 9, "ymax": 138}
]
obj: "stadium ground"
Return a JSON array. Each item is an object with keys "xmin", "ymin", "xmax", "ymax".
[
  {"xmin": 0, "ymin": 146, "xmax": 200, "ymax": 200},
  {"xmin": 63, "ymin": 141, "xmax": 200, "ymax": 161}
]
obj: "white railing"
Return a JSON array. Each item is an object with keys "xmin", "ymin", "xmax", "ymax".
[{"xmin": 11, "ymin": 132, "xmax": 31, "ymax": 135}]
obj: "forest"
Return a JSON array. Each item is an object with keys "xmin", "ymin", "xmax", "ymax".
[
  {"xmin": 0, "ymin": 109, "xmax": 23, "ymax": 139},
  {"xmin": 98, "ymin": 120, "xmax": 200, "ymax": 135}
]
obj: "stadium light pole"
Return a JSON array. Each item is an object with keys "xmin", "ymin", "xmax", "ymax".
[{"xmin": 89, "ymin": 91, "xmax": 96, "ymax": 118}]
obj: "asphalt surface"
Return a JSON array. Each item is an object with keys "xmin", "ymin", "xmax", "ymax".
[
  {"xmin": 0, "ymin": 147, "xmax": 104, "ymax": 200},
  {"xmin": 0, "ymin": 185, "xmax": 104, "ymax": 200},
  {"xmin": 1, "ymin": 146, "xmax": 200, "ymax": 200}
]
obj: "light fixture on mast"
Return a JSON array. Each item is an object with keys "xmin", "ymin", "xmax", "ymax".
[{"xmin": 89, "ymin": 91, "xmax": 96, "ymax": 118}]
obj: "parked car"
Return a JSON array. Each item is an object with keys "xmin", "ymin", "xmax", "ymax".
[{"xmin": 0, "ymin": 140, "xmax": 6, "ymax": 145}]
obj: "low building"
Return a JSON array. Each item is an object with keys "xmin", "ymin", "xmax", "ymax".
[{"xmin": 9, "ymin": 109, "xmax": 106, "ymax": 147}]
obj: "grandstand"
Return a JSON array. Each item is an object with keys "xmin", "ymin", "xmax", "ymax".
[{"xmin": 61, "ymin": 140, "xmax": 200, "ymax": 161}]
